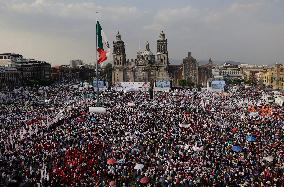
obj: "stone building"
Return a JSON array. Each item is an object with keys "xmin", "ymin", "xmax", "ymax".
[
  {"xmin": 15, "ymin": 59, "xmax": 51, "ymax": 82},
  {"xmin": 112, "ymin": 32, "xmax": 127, "ymax": 83},
  {"xmin": 240, "ymin": 64, "xmax": 267, "ymax": 84},
  {"xmin": 198, "ymin": 58, "xmax": 214, "ymax": 86},
  {"xmin": 0, "ymin": 53, "xmax": 23, "ymax": 67},
  {"xmin": 182, "ymin": 52, "xmax": 198, "ymax": 86},
  {"xmin": 219, "ymin": 62, "xmax": 243, "ymax": 80},
  {"xmin": 112, "ymin": 31, "xmax": 170, "ymax": 84},
  {"xmin": 261, "ymin": 63, "xmax": 284, "ymax": 90},
  {"xmin": 0, "ymin": 53, "xmax": 51, "ymax": 85},
  {"xmin": 0, "ymin": 67, "xmax": 21, "ymax": 88},
  {"xmin": 168, "ymin": 64, "xmax": 183, "ymax": 86}
]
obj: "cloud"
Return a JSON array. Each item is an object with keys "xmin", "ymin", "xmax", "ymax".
[
  {"xmin": 0, "ymin": 0, "xmax": 145, "ymax": 64},
  {"xmin": 145, "ymin": 1, "xmax": 264, "ymax": 31},
  {"xmin": 144, "ymin": 0, "xmax": 284, "ymax": 64},
  {"xmin": 1, "ymin": 0, "xmax": 141, "ymax": 22},
  {"xmin": 0, "ymin": 0, "xmax": 283, "ymax": 65},
  {"xmin": 144, "ymin": 6, "xmax": 200, "ymax": 31}
]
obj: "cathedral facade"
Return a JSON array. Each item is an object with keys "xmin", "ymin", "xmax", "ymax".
[{"xmin": 112, "ymin": 31, "xmax": 170, "ymax": 84}]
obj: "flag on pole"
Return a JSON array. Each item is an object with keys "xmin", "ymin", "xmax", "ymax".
[{"xmin": 96, "ymin": 21, "xmax": 110, "ymax": 64}]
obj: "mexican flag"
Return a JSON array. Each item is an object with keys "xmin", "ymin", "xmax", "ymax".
[{"xmin": 96, "ymin": 21, "xmax": 110, "ymax": 64}]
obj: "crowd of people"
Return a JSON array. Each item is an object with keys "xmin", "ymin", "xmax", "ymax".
[{"xmin": 0, "ymin": 81, "xmax": 283, "ymax": 186}]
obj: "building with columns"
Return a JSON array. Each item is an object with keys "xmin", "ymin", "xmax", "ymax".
[{"xmin": 112, "ymin": 31, "xmax": 170, "ymax": 84}]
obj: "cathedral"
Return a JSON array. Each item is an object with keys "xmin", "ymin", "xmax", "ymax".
[{"xmin": 112, "ymin": 31, "xmax": 170, "ymax": 84}]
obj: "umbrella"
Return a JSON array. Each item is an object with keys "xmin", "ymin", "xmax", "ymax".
[
  {"xmin": 159, "ymin": 177, "xmax": 165, "ymax": 183},
  {"xmin": 192, "ymin": 145, "xmax": 203, "ymax": 152},
  {"xmin": 128, "ymin": 102, "xmax": 135, "ymax": 107},
  {"xmin": 107, "ymin": 158, "xmax": 117, "ymax": 165},
  {"xmin": 246, "ymin": 135, "xmax": 256, "ymax": 142},
  {"xmin": 117, "ymin": 159, "xmax": 125, "ymax": 164},
  {"xmin": 179, "ymin": 123, "xmax": 190, "ymax": 128},
  {"xmin": 134, "ymin": 164, "xmax": 144, "ymax": 170},
  {"xmin": 109, "ymin": 181, "xmax": 116, "ymax": 187},
  {"xmin": 77, "ymin": 118, "xmax": 85, "ymax": 122},
  {"xmin": 91, "ymin": 117, "xmax": 96, "ymax": 122},
  {"xmin": 231, "ymin": 128, "xmax": 238, "ymax": 133},
  {"xmin": 232, "ymin": 145, "xmax": 242, "ymax": 152},
  {"xmin": 271, "ymin": 142, "xmax": 280, "ymax": 147},
  {"xmin": 131, "ymin": 148, "xmax": 140, "ymax": 154},
  {"xmin": 184, "ymin": 111, "xmax": 190, "ymax": 116},
  {"xmin": 249, "ymin": 112, "xmax": 258, "ymax": 117},
  {"xmin": 263, "ymin": 156, "xmax": 274, "ymax": 162},
  {"xmin": 140, "ymin": 176, "xmax": 150, "ymax": 184},
  {"xmin": 81, "ymin": 111, "xmax": 87, "ymax": 115}
]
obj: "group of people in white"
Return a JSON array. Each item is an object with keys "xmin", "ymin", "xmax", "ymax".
[{"xmin": 0, "ymin": 81, "xmax": 283, "ymax": 186}]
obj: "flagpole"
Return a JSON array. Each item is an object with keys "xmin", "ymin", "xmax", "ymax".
[{"xmin": 95, "ymin": 12, "xmax": 99, "ymax": 106}]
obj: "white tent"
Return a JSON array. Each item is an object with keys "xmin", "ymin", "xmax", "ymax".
[
  {"xmin": 127, "ymin": 102, "xmax": 135, "ymax": 107},
  {"xmin": 134, "ymin": 164, "xmax": 144, "ymax": 170},
  {"xmin": 263, "ymin": 156, "xmax": 274, "ymax": 162},
  {"xmin": 192, "ymin": 145, "xmax": 203, "ymax": 152},
  {"xmin": 89, "ymin": 107, "xmax": 107, "ymax": 113},
  {"xmin": 179, "ymin": 123, "xmax": 190, "ymax": 128}
]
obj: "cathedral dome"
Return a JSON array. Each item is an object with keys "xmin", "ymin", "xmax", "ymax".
[
  {"xmin": 141, "ymin": 41, "xmax": 154, "ymax": 57},
  {"xmin": 141, "ymin": 50, "xmax": 153, "ymax": 56}
]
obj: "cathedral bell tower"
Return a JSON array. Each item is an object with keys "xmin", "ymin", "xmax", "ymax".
[
  {"xmin": 157, "ymin": 31, "xmax": 169, "ymax": 65},
  {"xmin": 112, "ymin": 31, "xmax": 127, "ymax": 84},
  {"xmin": 156, "ymin": 31, "xmax": 169, "ymax": 80}
]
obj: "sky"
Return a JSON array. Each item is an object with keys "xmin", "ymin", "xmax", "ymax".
[{"xmin": 0, "ymin": 0, "xmax": 283, "ymax": 65}]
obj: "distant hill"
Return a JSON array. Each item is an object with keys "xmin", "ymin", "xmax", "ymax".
[
  {"xmin": 170, "ymin": 58, "xmax": 242, "ymax": 66},
  {"xmin": 224, "ymin": 60, "xmax": 242, "ymax": 65}
]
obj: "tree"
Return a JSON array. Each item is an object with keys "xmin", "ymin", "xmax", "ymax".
[{"xmin": 179, "ymin": 79, "xmax": 188, "ymax": 87}]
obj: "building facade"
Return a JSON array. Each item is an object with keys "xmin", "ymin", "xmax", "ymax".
[
  {"xmin": 0, "ymin": 53, "xmax": 23, "ymax": 67},
  {"xmin": 168, "ymin": 64, "xmax": 183, "ymax": 86},
  {"xmin": 182, "ymin": 52, "xmax": 198, "ymax": 86},
  {"xmin": 112, "ymin": 32, "xmax": 127, "ymax": 83},
  {"xmin": 0, "ymin": 67, "xmax": 21, "ymax": 88},
  {"xmin": 240, "ymin": 64, "xmax": 267, "ymax": 84},
  {"xmin": 219, "ymin": 62, "xmax": 243, "ymax": 80},
  {"xmin": 112, "ymin": 31, "xmax": 170, "ymax": 84},
  {"xmin": 198, "ymin": 58, "xmax": 214, "ymax": 86},
  {"xmin": 261, "ymin": 63, "xmax": 284, "ymax": 90},
  {"xmin": 14, "ymin": 59, "xmax": 51, "ymax": 82},
  {"xmin": 0, "ymin": 53, "xmax": 51, "ymax": 86}
]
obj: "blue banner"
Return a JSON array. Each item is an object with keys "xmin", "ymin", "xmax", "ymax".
[
  {"xmin": 93, "ymin": 80, "xmax": 106, "ymax": 88},
  {"xmin": 211, "ymin": 80, "xmax": 226, "ymax": 90},
  {"xmin": 155, "ymin": 80, "xmax": 171, "ymax": 88}
]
